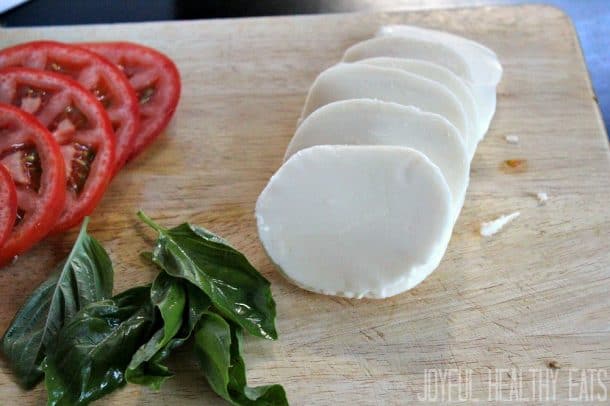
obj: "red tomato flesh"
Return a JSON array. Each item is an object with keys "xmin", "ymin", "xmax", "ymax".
[
  {"xmin": 0, "ymin": 41, "xmax": 139, "ymax": 171},
  {"xmin": 0, "ymin": 103, "xmax": 66, "ymax": 266},
  {"xmin": 82, "ymin": 42, "xmax": 181, "ymax": 161},
  {"xmin": 0, "ymin": 163, "xmax": 18, "ymax": 250},
  {"xmin": 0, "ymin": 68, "xmax": 115, "ymax": 233}
]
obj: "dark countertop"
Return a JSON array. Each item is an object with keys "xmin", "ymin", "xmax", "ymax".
[{"xmin": 1, "ymin": 0, "xmax": 608, "ymax": 133}]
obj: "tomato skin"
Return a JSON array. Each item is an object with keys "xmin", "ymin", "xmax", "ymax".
[
  {"xmin": 0, "ymin": 163, "xmax": 17, "ymax": 250},
  {"xmin": 81, "ymin": 42, "xmax": 181, "ymax": 161},
  {"xmin": 0, "ymin": 68, "xmax": 115, "ymax": 233},
  {"xmin": 0, "ymin": 41, "xmax": 139, "ymax": 171},
  {"xmin": 0, "ymin": 103, "xmax": 66, "ymax": 267}
]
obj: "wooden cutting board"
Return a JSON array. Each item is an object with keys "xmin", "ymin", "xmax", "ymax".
[{"xmin": 1, "ymin": 4, "xmax": 609, "ymax": 405}]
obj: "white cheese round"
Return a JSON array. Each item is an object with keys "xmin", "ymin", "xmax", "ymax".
[
  {"xmin": 285, "ymin": 99, "xmax": 469, "ymax": 217},
  {"xmin": 469, "ymin": 84, "xmax": 497, "ymax": 138},
  {"xmin": 300, "ymin": 63, "xmax": 471, "ymax": 149},
  {"xmin": 356, "ymin": 57, "xmax": 481, "ymax": 154},
  {"xmin": 342, "ymin": 36, "xmax": 499, "ymax": 137},
  {"xmin": 256, "ymin": 145, "xmax": 454, "ymax": 298},
  {"xmin": 376, "ymin": 24, "xmax": 503, "ymax": 87},
  {"xmin": 343, "ymin": 36, "xmax": 473, "ymax": 81}
]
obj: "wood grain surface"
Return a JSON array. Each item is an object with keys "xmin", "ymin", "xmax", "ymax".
[{"xmin": 1, "ymin": 4, "xmax": 609, "ymax": 405}]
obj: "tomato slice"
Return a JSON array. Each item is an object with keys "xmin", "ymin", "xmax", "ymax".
[
  {"xmin": 0, "ymin": 163, "xmax": 18, "ymax": 250},
  {"xmin": 0, "ymin": 68, "xmax": 115, "ymax": 233},
  {"xmin": 81, "ymin": 42, "xmax": 181, "ymax": 161},
  {"xmin": 0, "ymin": 41, "xmax": 139, "ymax": 171},
  {"xmin": 0, "ymin": 103, "xmax": 66, "ymax": 266}
]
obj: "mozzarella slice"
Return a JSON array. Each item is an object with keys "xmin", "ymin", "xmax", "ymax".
[
  {"xmin": 468, "ymin": 85, "xmax": 497, "ymax": 137},
  {"xmin": 356, "ymin": 57, "xmax": 482, "ymax": 143},
  {"xmin": 343, "ymin": 36, "xmax": 473, "ymax": 81},
  {"xmin": 342, "ymin": 36, "xmax": 499, "ymax": 137},
  {"xmin": 377, "ymin": 24, "xmax": 503, "ymax": 87},
  {"xmin": 285, "ymin": 99, "xmax": 469, "ymax": 217},
  {"xmin": 256, "ymin": 145, "xmax": 454, "ymax": 298},
  {"xmin": 300, "ymin": 63, "xmax": 473, "ymax": 154}
]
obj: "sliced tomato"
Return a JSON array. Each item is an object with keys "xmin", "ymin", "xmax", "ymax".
[
  {"xmin": 0, "ymin": 68, "xmax": 115, "ymax": 233},
  {"xmin": 81, "ymin": 42, "xmax": 181, "ymax": 161},
  {"xmin": 0, "ymin": 163, "xmax": 18, "ymax": 250},
  {"xmin": 0, "ymin": 41, "xmax": 139, "ymax": 171},
  {"xmin": 0, "ymin": 103, "xmax": 66, "ymax": 266}
]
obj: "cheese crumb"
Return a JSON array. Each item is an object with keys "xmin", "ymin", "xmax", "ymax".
[
  {"xmin": 480, "ymin": 212, "xmax": 521, "ymax": 237},
  {"xmin": 505, "ymin": 134, "xmax": 519, "ymax": 144},
  {"xmin": 536, "ymin": 192, "xmax": 548, "ymax": 205}
]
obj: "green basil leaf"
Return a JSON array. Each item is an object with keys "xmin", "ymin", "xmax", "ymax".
[
  {"xmin": 151, "ymin": 272, "xmax": 187, "ymax": 348},
  {"xmin": 193, "ymin": 312, "xmax": 288, "ymax": 406},
  {"xmin": 1, "ymin": 218, "xmax": 113, "ymax": 389},
  {"xmin": 43, "ymin": 286, "xmax": 155, "ymax": 406},
  {"xmin": 147, "ymin": 282, "xmax": 213, "ymax": 361},
  {"xmin": 138, "ymin": 211, "xmax": 278, "ymax": 340},
  {"xmin": 125, "ymin": 272, "xmax": 186, "ymax": 389},
  {"xmin": 126, "ymin": 280, "xmax": 212, "ymax": 389},
  {"xmin": 184, "ymin": 283, "xmax": 215, "ymax": 332}
]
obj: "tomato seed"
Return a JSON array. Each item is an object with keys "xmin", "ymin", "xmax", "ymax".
[
  {"xmin": 22, "ymin": 149, "xmax": 41, "ymax": 192},
  {"xmin": 14, "ymin": 208, "xmax": 25, "ymax": 227},
  {"xmin": 64, "ymin": 105, "xmax": 89, "ymax": 129},
  {"xmin": 14, "ymin": 85, "xmax": 53, "ymax": 111},
  {"xmin": 92, "ymin": 83, "xmax": 113, "ymax": 109},
  {"xmin": 50, "ymin": 105, "xmax": 89, "ymax": 133},
  {"xmin": 117, "ymin": 62, "xmax": 137, "ymax": 78},
  {"xmin": 47, "ymin": 62, "xmax": 63, "ymax": 72},
  {"xmin": 68, "ymin": 143, "xmax": 95, "ymax": 195},
  {"xmin": 138, "ymin": 86, "xmax": 155, "ymax": 105},
  {"xmin": 0, "ymin": 144, "xmax": 40, "ymax": 190},
  {"xmin": 44, "ymin": 60, "xmax": 81, "ymax": 79}
]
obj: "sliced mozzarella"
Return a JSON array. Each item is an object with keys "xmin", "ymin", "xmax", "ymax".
[
  {"xmin": 356, "ymin": 57, "xmax": 482, "ymax": 142},
  {"xmin": 300, "ymin": 63, "xmax": 474, "ymax": 156},
  {"xmin": 377, "ymin": 25, "xmax": 503, "ymax": 87},
  {"xmin": 342, "ymin": 36, "xmax": 499, "ymax": 137},
  {"xmin": 343, "ymin": 36, "xmax": 473, "ymax": 81},
  {"xmin": 256, "ymin": 145, "xmax": 454, "ymax": 298},
  {"xmin": 286, "ymin": 99, "xmax": 469, "ymax": 217},
  {"xmin": 468, "ymin": 85, "xmax": 497, "ymax": 137}
]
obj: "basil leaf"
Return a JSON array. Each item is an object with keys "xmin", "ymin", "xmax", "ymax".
[
  {"xmin": 138, "ymin": 212, "xmax": 278, "ymax": 340},
  {"xmin": 127, "ymin": 280, "xmax": 212, "ymax": 389},
  {"xmin": 194, "ymin": 312, "xmax": 288, "ymax": 406},
  {"xmin": 184, "ymin": 283, "xmax": 215, "ymax": 332},
  {"xmin": 43, "ymin": 286, "xmax": 155, "ymax": 405},
  {"xmin": 1, "ymin": 218, "xmax": 113, "ymax": 389},
  {"xmin": 148, "ymin": 282, "xmax": 213, "ymax": 359},
  {"xmin": 125, "ymin": 272, "xmax": 186, "ymax": 389}
]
